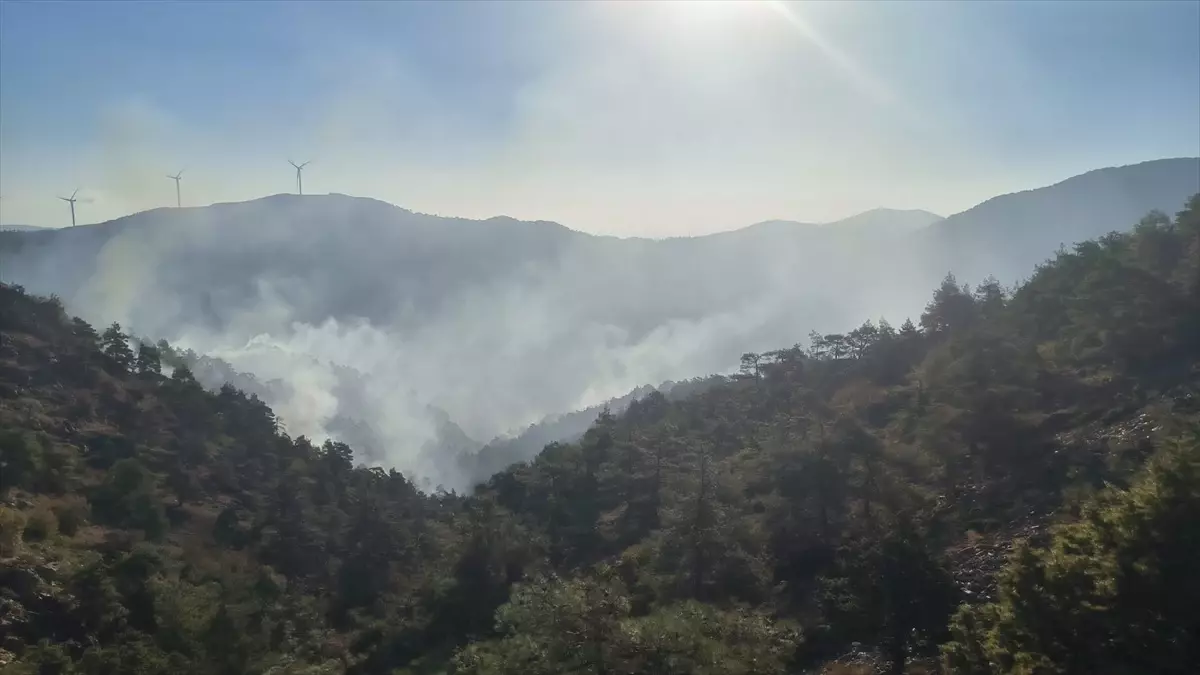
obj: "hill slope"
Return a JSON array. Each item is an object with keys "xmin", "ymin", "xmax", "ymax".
[
  {"xmin": 920, "ymin": 157, "xmax": 1200, "ymax": 283},
  {"xmin": 1, "ymin": 194, "xmax": 1199, "ymax": 673}
]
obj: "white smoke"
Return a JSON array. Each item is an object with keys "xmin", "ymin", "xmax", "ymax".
[{"xmin": 19, "ymin": 196, "xmax": 921, "ymax": 492}]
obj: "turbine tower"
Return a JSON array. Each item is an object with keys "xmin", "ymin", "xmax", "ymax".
[
  {"xmin": 288, "ymin": 160, "xmax": 310, "ymax": 195},
  {"xmin": 167, "ymin": 170, "xmax": 184, "ymax": 207},
  {"xmin": 59, "ymin": 189, "xmax": 79, "ymax": 227}
]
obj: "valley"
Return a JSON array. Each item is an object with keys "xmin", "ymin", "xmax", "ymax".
[{"xmin": 2, "ymin": 158, "xmax": 1197, "ymax": 490}]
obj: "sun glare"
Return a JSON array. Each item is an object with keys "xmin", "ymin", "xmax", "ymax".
[
  {"xmin": 660, "ymin": 0, "xmax": 760, "ymax": 27},
  {"xmin": 671, "ymin": 0, "xmax": 749, "ymax": 16}
]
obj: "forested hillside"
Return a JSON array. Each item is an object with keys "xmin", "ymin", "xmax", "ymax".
[
  {"xmin": 2, "ymin": 159, "xmax": 1195, "ymax": 492},
  {"xmin": 132, "ymin": 339, "xmax": 722, "ymax": 491},
  {"xmin": 2, "ymin": 196, "xmax": 1199, "ymax": 674}
]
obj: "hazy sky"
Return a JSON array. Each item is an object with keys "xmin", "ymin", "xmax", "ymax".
[{"xmin": 2, "ymin": 0, "xmax": 1197, "ymax": 236}]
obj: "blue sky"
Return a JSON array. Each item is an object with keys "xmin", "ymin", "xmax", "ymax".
[{"xmin": 1, "ymin": 0, "xmax": 1197, "ymax": 235}]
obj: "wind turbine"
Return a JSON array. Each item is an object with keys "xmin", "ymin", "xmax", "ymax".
[
  {"xmin": 288, "ymin": 160, "xmax": 310, "ymax": 195},
  {"xmin": 167, "ymin": 170, "xmax": 184, "ymax": 207},
  {"xmin": 59, "ymin": 189, "xmax": 79, "ymax": 227}
]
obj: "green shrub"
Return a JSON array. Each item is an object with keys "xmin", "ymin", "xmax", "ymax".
[
  {"xmin": 53, "ymin": 497, "xmax": 89, "ymax": 537},
  {"xmin": 89, "ymin": 458, "xmax": 167, "ymax": 540},
  {"xmin": 0, "ymin": 429, "xmax": 40, "ymax": 495},
  {"xmin": 942, "ymin": 429, "xmax": 1200, "ymax": 674},
  {"xmin": 0, "ymin": 506, "xmax": 26, "ymax": 556},
  {"xmin": 22, "ymin": 508, "xmax": 56, "ymax": 542}
]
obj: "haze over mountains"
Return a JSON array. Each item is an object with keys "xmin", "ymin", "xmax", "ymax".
[{"xmin": 2, "ymin": 157, "xmax": 1197, "ymax": 488}]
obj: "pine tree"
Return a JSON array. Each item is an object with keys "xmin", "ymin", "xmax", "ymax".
[
  {"xmin": 135, "ymin": 341, "xmax": 162, "ymax": 376},
  {"xmin": 101, "ymin": 322, "xmax": 135, "ymax": 370},
  {"xmin": 943, "ymin": 427, "xmax": 1200, "ymax": 674}
]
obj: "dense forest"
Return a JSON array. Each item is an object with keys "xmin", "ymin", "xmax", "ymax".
[{"xmin": 1, "ymin": 196, "xmax": 1199, "ymax": 674}]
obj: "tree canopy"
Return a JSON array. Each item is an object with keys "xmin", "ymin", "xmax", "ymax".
[{"xmin": 1, "ymin": 195, "xmax": 1198, "ymax": 674}]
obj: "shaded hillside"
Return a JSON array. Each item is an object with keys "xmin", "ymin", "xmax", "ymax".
[
  {"xmin": 920, "ymin": 157, "xmax": 1200, "ymax": 284},
  {"xmin": 0, "ymin": 195, "xmax": 580, "ymax": 332},
  {"xmin": 0, "ymin": 159, "xmax": 1196, "ymax": 488},
  {"xmin": 457, "ymin": 376, "xmax": 726, "ymax": 486},
  {"xmin": 2, "ymin": 196, "xmax": 1198, "ymax": 674}
]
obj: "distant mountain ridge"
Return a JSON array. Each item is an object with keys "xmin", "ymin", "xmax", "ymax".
[
  {"xmin": 726, "ymin": 207, "xmax": 942, "ymax": 238},
  {"xmin": 1, "ymin": 157, "xmax": 1196, "ymax": 486},
  {"xmin": 921, "ymin": 157, "xmax": 1200, "ymax": 283},
  {"xmin": 826, "ymin": 207, "xmax": 943, "ymax": 231}
]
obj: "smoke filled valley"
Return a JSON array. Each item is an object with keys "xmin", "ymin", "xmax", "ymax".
[{"xmin": 2, "ymin": 158, "xmax": 1196, "ymax": 491}]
